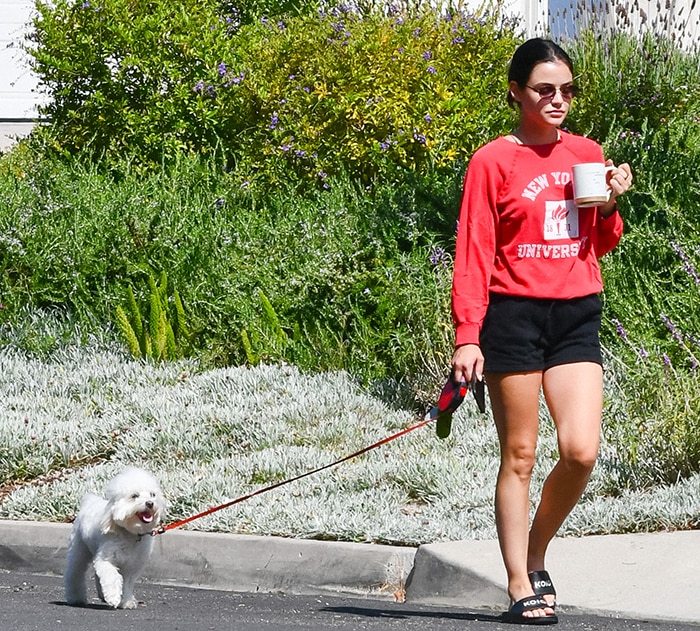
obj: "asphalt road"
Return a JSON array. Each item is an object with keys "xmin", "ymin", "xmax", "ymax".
[{"xmin": 2, "ymin": 571, "xmax": 699, "ymax": 631}]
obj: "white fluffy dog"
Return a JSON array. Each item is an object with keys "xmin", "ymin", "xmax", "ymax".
[{"xmin": 64, "ymin": 467, "xmax": 166, "ymax": 609}]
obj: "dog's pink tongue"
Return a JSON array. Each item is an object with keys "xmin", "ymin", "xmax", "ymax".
[{"xmin": 139, "ymin": 512, "xmax": 154, "ymax": 524}]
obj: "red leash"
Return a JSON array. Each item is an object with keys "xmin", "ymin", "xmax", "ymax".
[
  {"xmin": 153, "ymin": 376, "xmax": 477, "ymax": 536},
  {"xmin": 153, "ymin": 415, "xmax": 433, "ymax": 535}
]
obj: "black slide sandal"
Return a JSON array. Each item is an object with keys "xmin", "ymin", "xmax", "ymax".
[
  {"xmin": 529, "ymin": 570, "xmax": 557, "ymax": 609},
  {"xmin": 502, "ymin": 596, "xmax": 558, "ymax": 625}
]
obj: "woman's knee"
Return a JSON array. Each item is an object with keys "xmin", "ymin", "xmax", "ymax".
[
  {"xmin": 501, "ymin": 446, "xmax": 537, "ymax": 480},
  {"xmin": 559, "ymin": 447, "xmax": 598, "ymax": 475}
]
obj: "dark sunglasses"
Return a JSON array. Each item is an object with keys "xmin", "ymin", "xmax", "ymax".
[{"xmin": 526, "ymin": 83, "xmax": 580, "ymax": 99}]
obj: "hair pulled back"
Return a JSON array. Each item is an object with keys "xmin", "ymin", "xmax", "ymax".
[{"xmin": 507, "ymin": 38, "xmax": 574, "ymax": 108}]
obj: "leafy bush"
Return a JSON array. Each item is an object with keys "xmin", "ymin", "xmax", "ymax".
[
  {"xmin": 26, "ymin": 1, "xmax": 520, "ymax": 185},
  {"xmin": 27, "ymin": 0, "xmax": 240, "ymax": 165},
  {"xmin": 565, "ymin": 30, "xmax": 700, "ymax": 141},
  {"xmin": 0, "ymin": 150, "xmax": 454, "ymax": 391}
]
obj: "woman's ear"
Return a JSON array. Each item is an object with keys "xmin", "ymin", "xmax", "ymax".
[{"xmin": 508, "ymin": 80, "xmax": 521, "ymax": 105}]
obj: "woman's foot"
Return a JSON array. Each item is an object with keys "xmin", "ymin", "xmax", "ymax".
[
  {"xmin": 502, "ymin": 596, "xmax": 558, "ymax": 625},
  {"xmin": 528, "ymin": 570, "xmax": 557, "ymax": 608}
]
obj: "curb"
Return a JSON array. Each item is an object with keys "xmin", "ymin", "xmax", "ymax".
[{"xmin": 0, "ymin": 520, "xmax": 421, "ymax": 600}]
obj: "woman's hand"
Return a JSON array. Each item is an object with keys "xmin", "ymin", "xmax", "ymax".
[
  {"xmin": 600, "ymin": 160, "xmax": 633, "ymax": 217},
  {"xmin": 451, "ymin": 343, "xmax": 484, "ymax": 384}
]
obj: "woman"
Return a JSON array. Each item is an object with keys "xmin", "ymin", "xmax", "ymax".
[{"xmin": 450, "ymin": 38, "xmax": 632, "ymax": 624}]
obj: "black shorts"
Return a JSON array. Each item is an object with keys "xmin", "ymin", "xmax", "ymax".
[{"xmin": 480, "ymin": 293, "xmax": 603, "ymax": 373}]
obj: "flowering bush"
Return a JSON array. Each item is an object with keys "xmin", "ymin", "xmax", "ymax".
[
  {"xmin": 26, "ymin": 1, "xmax": 519, "ymax": 185},
  {"xmin": 27, "ymin": 0, "xmax": 243, "ymax": 164},
  {"xmin": 226, "ymin": 7, "xmax": 519, "ymax": 185},
  {"xmin": 565, "ymin": 30, "xmax": 700, "ymax": 142}
]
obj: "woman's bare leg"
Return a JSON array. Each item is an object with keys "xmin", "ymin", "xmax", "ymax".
[
  {"xmin": 488, "ymin": 371, "xmax": 554, "ymax": 619},
  {"xmin": 527, "ymin": 362, "xmax": 603, "ymax": 599}
]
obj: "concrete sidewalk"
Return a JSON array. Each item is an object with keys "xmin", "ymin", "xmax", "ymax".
[{"xmin": 0, "ymin": 520, "xmax": 698, "ymax": 624}]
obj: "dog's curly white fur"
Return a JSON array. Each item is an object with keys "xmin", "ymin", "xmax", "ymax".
[{"xmin": 64, "ymin": 467, "xmax": 166, "ymax": 609}]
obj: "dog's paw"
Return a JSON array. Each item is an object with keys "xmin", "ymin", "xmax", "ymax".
[
  {"xmin": 101, "ymin": 586, "xmax": 123, "ymax": 609},
  {"xmin": 119, "ymin": 598, "xmax": 140, "ymax": 610}
]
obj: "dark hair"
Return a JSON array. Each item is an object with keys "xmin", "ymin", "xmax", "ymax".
[{"xmin": 507, "ymin": 38, "xmax": 574, "ymax": 107}]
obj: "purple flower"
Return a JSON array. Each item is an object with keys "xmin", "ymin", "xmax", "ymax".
[
  {"xmin": 426, "ymin": 65, "xmax": 437, "ymax": 75},
  {"xmin": 380, "ymin": 135, "xmax": 397, "ymax": 150},
  {"xmin": 612, "ymin": 318, "xmax": 628, "ymax": 341},
  {"xmin": 661, "ymin": 313, "xmax": 684, "ymax": 346},
  {"xmin": 227, "ymin": 72, "xmax": 245, "ymax": 86},
  {"xmin": 424, "ymin": 114, "xmax": 433, "ymax": 123},
  {"xmin": 269, "ymin": 113, "xmax": 279, "ymax": 130},
  {"xmin": 413, "ymin": 131, "xmax": 427, "ymax": 144},
  {"xmin": 422, "ymin": 51, "xmax": 432, "ymax": 60},
  {"xmin": 670, "ymin": 241, "xmax": 700, "ymax": 285},
  {"xmin": 430, "ymin": 247, "xmax": 446, "ymax": 266},
  {"xmin": 217, "ymin": 62, "xmax": 227, "ymax": 77},
  {"xmin": 193, "ymin": 80, "xmax": 205, "ymax": 93}
]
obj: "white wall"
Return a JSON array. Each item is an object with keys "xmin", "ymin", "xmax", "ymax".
[{"xmin": 0, "ymin": 0, "xmax": 43, "ymax": 121}]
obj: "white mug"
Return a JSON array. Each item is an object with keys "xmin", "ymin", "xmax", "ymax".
[{"xmin": 572, "ymin": 163, "xmax": 614, "ymax": 207}]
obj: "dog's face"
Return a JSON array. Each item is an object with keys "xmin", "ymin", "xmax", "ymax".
[{"xmin": 100, "ymin": 467, "xmax": 166, "ymax": 536}]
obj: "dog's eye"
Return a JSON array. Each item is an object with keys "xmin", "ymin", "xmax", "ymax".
[{"xmin": 131, "ymin": 493, "xmax": 139, "ymax": 499}]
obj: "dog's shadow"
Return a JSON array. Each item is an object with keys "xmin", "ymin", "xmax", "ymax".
[{"xmin": 51, "ymin": 600, "xmax": 146, "ymax": 611}]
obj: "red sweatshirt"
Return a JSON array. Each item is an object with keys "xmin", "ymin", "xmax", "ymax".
[{"xmin": 452, "ymin": 131, "xmax": 624, "ymax": 347}]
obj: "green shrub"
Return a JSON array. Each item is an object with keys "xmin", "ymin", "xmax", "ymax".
[
  {"xmin": 27, "ymin": 0, "xmax": 239, "ymax": 165},
  {"xmin": 604, "ymin": 333, "xmax": 700, "ymax": 488},
  {"xmin": 0, "ymin": 151, "xmax": 454, "ymax": 388},
  {"xmin": 224, "ymin": 7, "xmax": 520, "ymax": 186},
  {"xmin": 116, "ymin": 272, "xmax": 191, "ymax": 361},
  {"xmin": 565, "ymin": 30, "xmax": 700, "ymax": 141},
  {"xmin": 26, "ymin": 1, "xmax": 520, "ymax": 185}
]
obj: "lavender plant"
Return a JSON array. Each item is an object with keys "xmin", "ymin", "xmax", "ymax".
[{"xmin": 601, "ymin": 240, "xmax": 700, "ymax": 487}]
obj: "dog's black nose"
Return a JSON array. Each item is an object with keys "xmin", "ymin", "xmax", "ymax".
[{"xmin": 146, "ymin": 501, "xmax": 154, "ymax": 509}]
